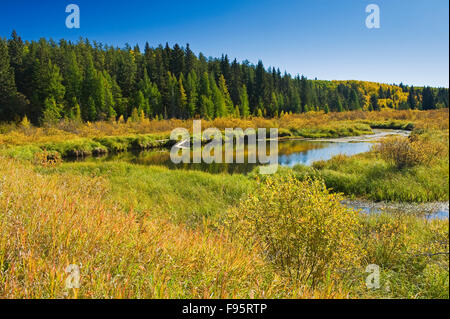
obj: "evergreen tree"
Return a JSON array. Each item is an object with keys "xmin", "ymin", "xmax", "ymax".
[
  {"xmin": 370, "ymin": 94, "xmax": 380, "ymax": 111},
  {"xmin": 210, "ymin": 73, "xmax": 226, "ymax": 118},
  {"xmin": 64, "ymin": 51, "xmax": 82, "ymax": 107},
  {"xmin": 86, "ymin": 96, "xmax": 97, "ymax": 121},
  {"xmin": 1, "ymin": 31, "xmax": 448, "ymax": 124},
  {"xmin": 218, "ymin": 74, "xmax": 233, "ymax": 115},
  {"xmin": 349, "ymin": 89, "xmax": 361, "ymax": 110},
  {"xmin": 177, "ymin": 76, "xmax": 188, "ymax": 118},
  {"xmin": 239, "ymin": 85, "xmax": 250, "ymax": 118},
  {"xmin": 0, "ymin": 38, "xmax": 19, "ymax": 121},
  {"xmin": 407, "ymin": 86, "xmax": 416, "ymax": 110},
  {"xmin": 41, "ymin": 97, "xmax": 62, "ymax": 125},
  {"xmin": 422, "ymin": 87, "xmax": 436, "ymax": 110},
  {"xmin": 185, "ymin": 72, "xmax": 198, "ymax": 118}
]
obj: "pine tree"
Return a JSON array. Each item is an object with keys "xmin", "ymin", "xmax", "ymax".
[
  {"xmin": 370, "ymin": 94, "xmax": 380, "ymax": 111},
  {"xmin": 167, "ymin": 72, "xmax": 178, "ymax": 118},
  {"xmin": 422, "ymin": 87, "xmax": 436, "ymax": 110},
  {"xmin": 199, "ymin": 95, "xmax": 214, "ymax": 119},
  {"xmin": 218, "ymin": 74, "xmax": 233, "ymax": 115},
  {"xmin": 407, "ymin": 86, "xmax": 416, "ymax": 110},
  {"xmin": 239, "ymin": 85, "xmax": 250, "ymax": 118},
  {"xmin": 185, "ymin": 72, "xmax": 198, "ymax": 118},
  {"xmin": 73, "ymin": 101, "xmax": 82, "ymax": 122},
  {"xmin": 349, "ymin": 89, "xmax": 361, "ymax": 110},
  {"xmin": 64, "ymin": 51, "xmax": 82, "ymax": 107},
  {"xmin": 184, "ymin": 43, "xmax": 196, "ymax": 76},
  {"xmin": 337, "ymin": 97, "xmax": 344, "ymax": 112},
  {"xmin": 178, "ymin": 76, "xmax": 188, "ymax": 118},
  {"xmin": 87, "ymin": 96, "xmax": 97, "ymax": 121},
  {"xmin": 130, "ymin": 107, "xmax": 139, "ymax": 122},
  {"xmin": 7, "ymin": 30, "xmax": 24, "ymax": 92},
  {"xmin": 1, "ymin": 31, "xmax": 448, "ymax": 124},
  {"xmin": 41, "ymin": 97, "xmax": 62, "ymax": 125},
  {"xmin": 0, "ymin": 38, "xmax": 18, "ymax": 121},
  {"xmin": 210, "ymin": 73, "xmax": 226, "ymax": 118}
]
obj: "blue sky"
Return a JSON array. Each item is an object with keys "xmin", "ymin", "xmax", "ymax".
[{"xmin": 1, "ymin": 0, "xmax": 448, "ymax": 87}]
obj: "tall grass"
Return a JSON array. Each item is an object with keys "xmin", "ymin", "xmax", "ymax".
[
  {"xmin": 2, "ymin": 109, "xmax": 447, "ymax": 147},
  {"xmin": 1, "ymin": 109, "xmax": 448, "ymax": 299},
  {"xmin": 0, "ymin": 157, "xmax": 316, "ymax": 299},
  {"xmin": 41, "ymin": 161, "xmax": 254, "ymax": 225},
  {"xmin": 1, "ymin": 156, "xmax": 448, "ymax": 298}
]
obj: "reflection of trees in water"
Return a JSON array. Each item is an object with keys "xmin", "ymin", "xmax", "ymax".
[
  {"xmin": 277, "ymin": 141, "xmax": 330, "ymax": 156},
  {"xmin": 74, "ymin": 140, "xmax": 372, "ymax": 175}
]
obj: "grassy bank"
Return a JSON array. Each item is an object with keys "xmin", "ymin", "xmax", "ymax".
[
  {"xmin": 1, "ymin": 109, "xmax": 448, "ymax": 298},
  {"xmin": 258, "ymin": 128, "xmax": 449, "ymax": 203},
  {"xmin": 41, "ymin": 161, "xmax": 254, "ymax": 225},
  {"xmin": 1, "ymin": 109, "xmax": 447, "ymax": 162},
  {"xmin": 285, "ymin": 151, "xmax": 448, "ymax": 203},
  {"xmin": 2, "ymin": 108, "xmax": 447, "ymax": 147},
  {"xmin": 0, "ymin": 157, "xmax": 448, "ymax": 298}
]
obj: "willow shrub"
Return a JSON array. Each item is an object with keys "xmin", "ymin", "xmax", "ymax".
[
  {"xmin": 374, "ymin": 135, "xmax": 447, "ymax": 169},
  {"xmin": 226, "ymin": 175, "xmax": 361, "ymax": 288}
]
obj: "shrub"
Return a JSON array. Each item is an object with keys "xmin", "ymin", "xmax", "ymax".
[
  {"xmin": 374, "ymin": 136, "xmax": 446, "ymax": 169},
  {"xmin": 226, "ymin": 174, "xmax": 361, "ymax": 287}
]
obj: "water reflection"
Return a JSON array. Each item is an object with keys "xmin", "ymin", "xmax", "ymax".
[{"xmin": 71, "ymin": 140, "xmax": 372, "ymax": 175}]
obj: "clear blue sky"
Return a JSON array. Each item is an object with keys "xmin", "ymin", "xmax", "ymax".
[{"xmin": 1, "ymin": 0, "xmax": 448, "ymax": 87}]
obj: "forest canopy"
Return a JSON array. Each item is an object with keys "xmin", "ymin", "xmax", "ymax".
[{"xmin": 0, "ymin": 31, "xmax": 448, "ymax": 125}]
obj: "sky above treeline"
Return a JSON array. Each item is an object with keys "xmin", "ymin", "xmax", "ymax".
[{"xmin": 0, "ymin": 0, "xmax": 448, "ymax": 87}]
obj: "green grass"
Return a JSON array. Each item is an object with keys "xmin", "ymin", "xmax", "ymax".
[
  {"xmin": 354, "ymin": 212, "xmax": 449, "ymax": 299},
  {"xmin": 0, "ymin": 133, "xmax": 173, "ymax": 160},
  {"xmin": 33, "ymin": 160, "xmax": 449, "ymax": 299},
  {"xmin": 361, "ymin": 120, "xmax": 415, "ymax": 130},
  {"xmin": 40, "ymin": 161, "xmax": 255, "ymax": 226},
  {"xmin": 287, "ymin": 123, "xmax": 373, "ymax": 139},
  {"xmin": 284, "ymin": 151, "xmax": 449, "ymax": 203}
]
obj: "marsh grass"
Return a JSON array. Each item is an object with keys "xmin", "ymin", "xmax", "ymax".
[
  {"xmin": 0, "ymin": 157, "xmax": 317, "ymax": 299},
  {"xmin": 356, "ymin": 212, "xmax": 449, "ymax": 299},
  {"xmin": 289, "ymin": 129, "xmax": 450, "ymax": 203},
  {"xmin": 1, "ymin": 109, "xmax": 448, "ymax": 299},
  {"xmin": 2, "ymin": 109, "xmax": 447, "ymax": 148},
  {"xmin": 38, "ymin": 161, "xmax": 254, "ymax": 226},
  {"xmin": 0, "ymin": 156, "xmax": 448, "ymax": 298}
]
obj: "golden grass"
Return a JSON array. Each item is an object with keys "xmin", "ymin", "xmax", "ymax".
[
  {"xmin": 0, "ymin": 157, "xmax": 345, "ymax": 299},
  {"xmin": 1, "ymin": 109, "xmax": 447, "ymax": 147}
]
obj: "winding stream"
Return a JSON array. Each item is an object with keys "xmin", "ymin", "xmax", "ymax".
[{"xmin": 69, "ymin": 129, "xmax": 449, "ymax": 219}]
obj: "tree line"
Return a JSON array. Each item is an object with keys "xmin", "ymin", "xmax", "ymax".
[{"xmin": 0, "ymin": 31, "xmax": 448, "ymax": 125}]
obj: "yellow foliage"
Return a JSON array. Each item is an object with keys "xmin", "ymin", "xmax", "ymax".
[{"xmin": 226, "ymin": 175, "xmax": 361, "ymax": 288}]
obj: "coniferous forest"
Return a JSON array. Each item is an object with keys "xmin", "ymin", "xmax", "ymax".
[{"xmin": 0, "ymin": 31, "xmax": 448, "ymax": 125}]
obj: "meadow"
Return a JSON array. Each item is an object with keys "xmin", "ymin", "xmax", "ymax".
[{"xmin": 0, "ymin": 109, "xmax": 448, "ymax": 299}]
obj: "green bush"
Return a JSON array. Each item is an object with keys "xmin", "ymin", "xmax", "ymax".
[
  {"xmin": 226, "ymin": 174, "xmax": 361, "ymax": 287},
  {"xmin": 374, "ymin": 136, "xmax": 447, "ymax": 169}
]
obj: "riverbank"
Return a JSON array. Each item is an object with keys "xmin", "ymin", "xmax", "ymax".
[
  {"xmin": 2, "ymin": 109, "xmax": 447, "ymax": 160},
  {"xmin": 2, "ymin": 156, "xmax": 447, "ymax": 298}
]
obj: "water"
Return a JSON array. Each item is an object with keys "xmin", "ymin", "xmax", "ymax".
[
  {"xmin": 70, "ymin": 139, "xmax": 373, "ymax": 174},
  {"xmin": 278, "ymin": 141, "xmax": 371, "ymax": 167},
  {"xmin": 68, "ymin": 129, "xmax": 448, "ymax": 219},
  {"xmin": 70, "ymin": 129, "xmax": 409, "ymax": 175},
  {"xmin": 342, "ymin": 200, "xmax": 449, "ymax": 220}
]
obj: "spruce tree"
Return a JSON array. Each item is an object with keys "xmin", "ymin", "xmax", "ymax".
[
  {"xmin": 0, "ymin": 38, "xmax": 18, "ymax": 121},
  {"xmin": 239, "ymin": 85, "xmax": 250, "ymax": 118}
]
